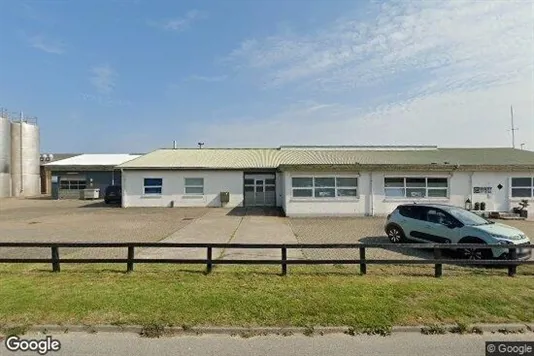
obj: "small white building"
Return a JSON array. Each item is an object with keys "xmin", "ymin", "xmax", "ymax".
[{"xmin": 117, "ymin": 146, "xmax": 534, "ymax": 217}]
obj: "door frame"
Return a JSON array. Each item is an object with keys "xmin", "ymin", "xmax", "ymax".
[{"xmin": 243, "ymin": 172, "xmax": 276, "ymax": 207}]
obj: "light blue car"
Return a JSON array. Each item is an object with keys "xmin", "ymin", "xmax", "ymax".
[{"xmin": 385, "ymin": 204, "xmax": 531, "ymax": 260}]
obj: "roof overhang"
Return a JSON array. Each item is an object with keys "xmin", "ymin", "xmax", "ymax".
[
  {"xmin": 45, "ymin": 165, "xmax": 121, "ymax": 172},
  {"xmin": 276, "ymin": 164, "xmax": 534, "ymax": 172}
]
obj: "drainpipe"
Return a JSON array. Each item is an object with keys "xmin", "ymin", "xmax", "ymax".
[
  {"xmin": 369, "ymin": 172, "xmax": 374, "ymax": 217},
  {"xmin": 19, "ymin": 112, "xmax": 23, "ymax": 195},
  {"xmin": 469, "ymin": 172, "xmax": 474, "ymax": 205}
]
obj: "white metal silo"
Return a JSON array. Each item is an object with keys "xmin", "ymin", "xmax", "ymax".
[
  {"xmin": 0, "ymin": 114, "xmax": 11, "ymax": 197},
  {"xmin": 10, "ymin": 117, "xmax": 40, "ymax": 197}
]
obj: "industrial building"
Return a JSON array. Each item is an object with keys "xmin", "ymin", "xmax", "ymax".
[
  {"xmin": 39, "ymin": 153, "xmax": 82, "ymax": 194},
  {"xmin": 117, "ymin": 146, "xmax": 534, "ymax": 217},
  {"xmin": 43, "ymin": 154, "xmax": 141, "ymax": 199},
  {"xmin": 0, "ymin": 108, "xmax": 41, "ymax": 198}
]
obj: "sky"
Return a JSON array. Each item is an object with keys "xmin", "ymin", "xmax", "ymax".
[{"xmin": 0, "ymin": 0, "xmax": 533, "ymax": 153}]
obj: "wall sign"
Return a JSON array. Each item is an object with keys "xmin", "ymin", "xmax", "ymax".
[{"xmin": 473, "ymin": 187, "xmax": 492, "ymax": 194}]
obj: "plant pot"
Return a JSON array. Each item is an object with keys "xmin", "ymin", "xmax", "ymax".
[{"xmin": 520, "ymin": 210, "xmax": 528, "ymax": 218}]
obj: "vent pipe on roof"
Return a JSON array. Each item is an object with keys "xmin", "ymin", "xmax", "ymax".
[{"xmin": 172, "ymin": 140, "xmax": 177, "ymax": 149}]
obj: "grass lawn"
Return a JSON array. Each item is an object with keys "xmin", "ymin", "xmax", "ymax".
[{"xmin": 0, "ymin": 264, "xmax": 533, "ymax": 329}]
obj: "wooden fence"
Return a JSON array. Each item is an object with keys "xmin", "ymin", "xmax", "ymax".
[{"xmin": 0, "ymin": 242, "xmax": 532, "ymax": 277}]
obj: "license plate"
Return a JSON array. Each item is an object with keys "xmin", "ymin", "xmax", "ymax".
[{"xmin": 518, "ymin": 248, "xmax": 530, "ymax": 255}]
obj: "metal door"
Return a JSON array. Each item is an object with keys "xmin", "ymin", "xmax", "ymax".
[{"xmin": 244, "ymin": 174, "xmax": 276, "ymax": 207}]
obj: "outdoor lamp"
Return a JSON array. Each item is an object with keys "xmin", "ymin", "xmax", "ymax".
[{"xmin": 465, "ymin": 198, "xmax": 472, "ymax": 211}]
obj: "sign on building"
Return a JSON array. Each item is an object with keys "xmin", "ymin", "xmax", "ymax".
[{"xmin": 473, "ymin": 187, "xmax": 492, "ymax": 194}]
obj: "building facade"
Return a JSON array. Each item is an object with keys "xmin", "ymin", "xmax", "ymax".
[
  {"xmin": 118, "ymin": 146, "xmax": 534, "ymax": 217},
  {"xmin": 44, "ymin": 154, "xmax": 140, "ymax": 199}
]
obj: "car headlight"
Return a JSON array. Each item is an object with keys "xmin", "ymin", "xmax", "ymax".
[{"xmin": 497, "ymin": 240, "xmax": 512, "ymax": 245}]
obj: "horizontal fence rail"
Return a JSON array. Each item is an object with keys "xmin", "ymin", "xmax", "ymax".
[{"xmin": 0, "ymin": 241, "xmax": 532, "ymax": 277}]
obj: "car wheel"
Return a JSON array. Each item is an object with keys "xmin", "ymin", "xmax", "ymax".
[
  {"xmin": 386, "ymin": 225, "xmax": 406, "ymax": 243},
  {"xmin": 458, "ymin": 239, "xmax": 492, "ymax": 261}
]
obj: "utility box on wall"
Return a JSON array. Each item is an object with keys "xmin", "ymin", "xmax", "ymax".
[{"xmin": 220, "ymin": 191, "xmax": 230, "ymax": 204}]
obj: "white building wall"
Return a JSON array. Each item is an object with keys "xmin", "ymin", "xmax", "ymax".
[
  {"xmin": 283, "ymin": 171, "xmax": 367, "ymax": 217},
  {"xmin": 122, "ymin": 170, "xmax": 244, "ymax": 208},
  {"xmin": 275, "ymin": 172, "xmax": 284, "ymax": 208},
  {"xmin": 284, "ymin": 170, "xmax": 534, "ymax": 217}
]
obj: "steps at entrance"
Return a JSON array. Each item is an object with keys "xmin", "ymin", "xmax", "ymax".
[{"xmin": 486, "ymin": 211, "xmax": 526, "ymax": 220}]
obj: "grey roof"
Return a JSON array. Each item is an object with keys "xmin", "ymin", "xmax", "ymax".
[{"xmin": 117, "ymin": 147, "xmax": 534, "ymax": 170}]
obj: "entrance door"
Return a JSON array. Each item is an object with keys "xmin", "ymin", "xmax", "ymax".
[{"xmin": 244, "ymin": 174, "xmax": 276, "ymax": 207}]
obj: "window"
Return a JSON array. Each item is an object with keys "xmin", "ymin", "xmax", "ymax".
[
  {"xmin": 384, "ymin": 177, "xmax": 448, "ymax": 198},
  {"xmin": 291, "ymin": 177, "xmax": 358, "ymax": 198},
  {"xmin": 143, "ymin": 178, "xmax": 162, "ymax": 195},
  {"xmin": 59, "ymin": 179, "xmax": 86, "ymax": 190},
  {"xmin": 398, "ymin": 205, "xmax": 426, "ymax": 220},
  {"xmin": 185, "ymin": 178, "xmax": 204, "ymax": 195},
  {"xmin": 511, "ymin": 177, "xmax": 533, "ymax": 198},
  {"xmin": 425, "ymin": 209, "xmax": 453, "ymax": 225}
]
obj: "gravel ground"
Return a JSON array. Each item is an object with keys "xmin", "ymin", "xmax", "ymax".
[{"xmin": 0, "ymin": 197, "xmax": 209, "ymax": 259}]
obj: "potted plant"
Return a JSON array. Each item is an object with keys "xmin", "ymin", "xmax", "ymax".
[{"xmin": 514, "ymin": 200, "xmax": 529, "ymax": 218}]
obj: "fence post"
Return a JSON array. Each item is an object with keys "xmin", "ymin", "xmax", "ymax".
[
  {"xmin": 281, "ymin": 247, "xmax": 287, "ymax": 276},
  {"xmin": 206, "ymin": 247, "xmax": 213, "ymax": 274},
  {"xmin": 508, "ymin": 248, "xmax": 517, "ymax": 277},
  {"xmin": 127, "ymin": 246, "xmax": 135, "ymax": 273},
  {"xmin": 359, "ymin": 247, "xmax": 366, "ymax": 275},
  {"xmin": 51, "ymin": 246, "xmax": 60, "ymax": 272},
  {"xmin": 434, "ymin": 247, "xmax": 442, "ymax": 278}
]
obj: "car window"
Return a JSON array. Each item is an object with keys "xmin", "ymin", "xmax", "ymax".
[
  {"xmin": 425, "ymin": 209, "xmax": 453, "ymax": 225},
  {"xmin": 447, "ymin": 208, "xmax": 491, "ymax": 226},
  {"xmin": 398, "ymin": 206, "xmax": 426, "ymax": 220}
]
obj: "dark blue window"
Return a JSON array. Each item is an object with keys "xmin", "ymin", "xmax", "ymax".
[{"xmin": 143, "ymin": 178, "xmax": 162, "ymax": 195}]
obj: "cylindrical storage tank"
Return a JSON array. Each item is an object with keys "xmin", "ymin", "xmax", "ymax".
[
  {"xmin": 10, "ymin": 121, "xmax": 40, "ymax": 197},
  {"xmin": 0, "ymin": 115, "xmax": 11, "ymax": 197}
]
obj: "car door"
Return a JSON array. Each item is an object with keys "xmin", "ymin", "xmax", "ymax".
[
  {"xmin": 399, "ymin": 206, "xmax": 428, "ymax": 242},
  {"xmin": 416, "ymin": 208, "xmax": 458, "ymax": 243}
]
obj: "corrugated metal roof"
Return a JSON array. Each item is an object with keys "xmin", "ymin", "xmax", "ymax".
[
  {"xmin": 45, "ymin": 154, "xmax": 141, "ymax": 167},
  {"xmin": 117, "ymin": 147, "xmax": 534, "ymax": 169}
]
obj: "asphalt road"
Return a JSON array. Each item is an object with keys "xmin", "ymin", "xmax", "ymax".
[{"xmin": 2, "ymin": 332, "xmax": 534, "ymax": 356}]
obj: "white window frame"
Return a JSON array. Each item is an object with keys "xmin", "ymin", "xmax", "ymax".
[
  {"xmin": 143, "ymin": 178, "xmax": 163, "ymax": 195},
  {"xmin": 384, "ymin": 176, "xmax": 449, "ymax": 199},
  {"xmin": 291, "ymin": 176, "xmax": 359, "ymax": 199},
  {"xmin": 184, "ymin": 177, "xmax": 204, "ymax": 195},
  {"xmin": 510, "ymin": 177, "xmax": 534, "ymax": 199}
]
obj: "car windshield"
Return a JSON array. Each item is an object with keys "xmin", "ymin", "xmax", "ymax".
[{"xmin": 447, "ymin": 208, "xmax": 492, "ymax": 226}]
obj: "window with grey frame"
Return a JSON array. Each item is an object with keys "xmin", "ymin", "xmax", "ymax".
[
  {"xmin": 511, "ymin": 177, "xmax": 533, "ymax": 198},
  {"xmin": 291, "ymin": 177, "xmax": 358, "ymax": 198},
  {"xmin": 384, "ymin": 177, "xmax": 448, "ymax": 198},
  {"xmin": 59, "ymin": 179, "xmax": 87, "ymax": 190},
  {"xmin": 184, "ymin": 178, "xmax": 204, "ymax": 195}
]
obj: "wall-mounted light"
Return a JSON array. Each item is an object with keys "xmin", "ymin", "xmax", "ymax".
[{"xmin": 465, "ymin": 198, "xmax": 472, "ymax": 211}]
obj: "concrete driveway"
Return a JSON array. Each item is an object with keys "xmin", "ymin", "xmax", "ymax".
[{"xmin": 137, "ymin": 209, "xmax": 304, "ymax": 261}]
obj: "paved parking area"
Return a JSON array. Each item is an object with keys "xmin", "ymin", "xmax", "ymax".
[
  {"xmin": 290, "ymin": 216, "xmax": 534, "ymax": 263},
  {"xmin": 1, "ymin": 198, "xmax": 532, "ymax": 266},
  {"xmin": 0, "ymin": 198, "xmax": 209, "ymax": 259}
]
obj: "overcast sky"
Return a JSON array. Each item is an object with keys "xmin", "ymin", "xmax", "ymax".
[{"xmin": 0, "ymin": 0, "xmax": 532, "ymax": 153}]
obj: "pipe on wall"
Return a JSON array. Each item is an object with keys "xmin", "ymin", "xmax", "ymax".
[{"xmin": 369, "ymin": 172, "xmax": 374, "ymax": 217}]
